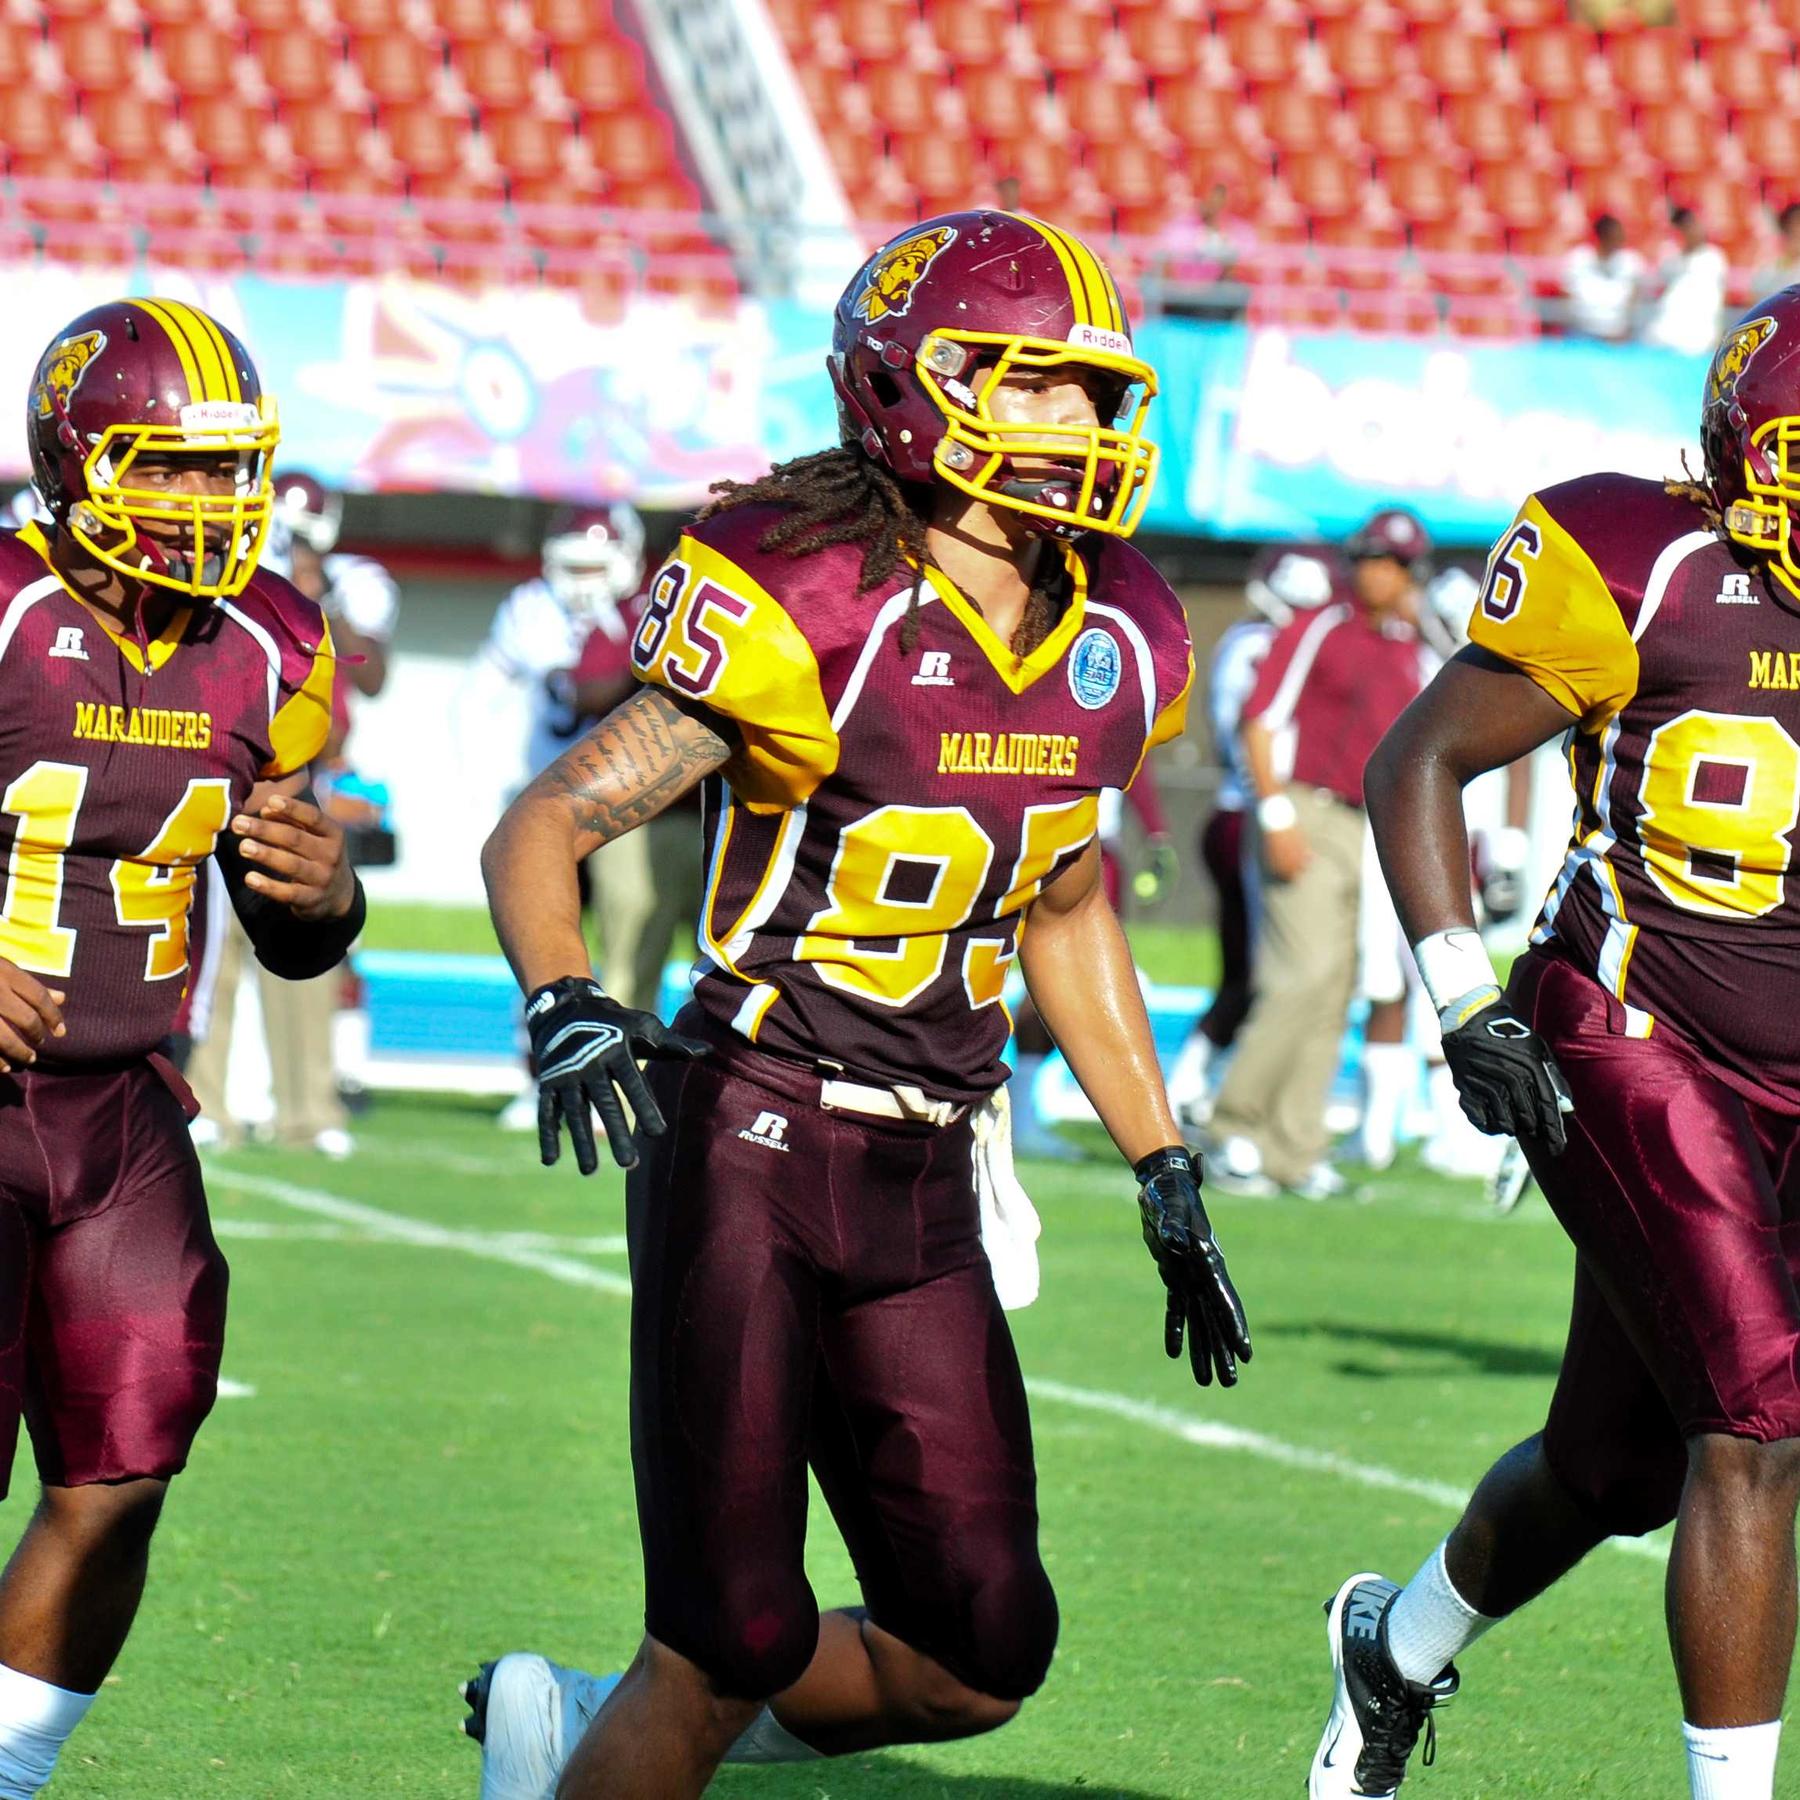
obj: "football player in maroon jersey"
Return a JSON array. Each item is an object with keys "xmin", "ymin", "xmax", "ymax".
[
  {"xmin": 1310, "ymin": 290, "xmax": 1800, "ymax": 1800},
  {"xmin": 0, "ymin": 298, "xmax": 364, "ymax": 1796},
  {"xmin": 469, "ymin": 212, "xmax": 1251, "ymax": 1800}
]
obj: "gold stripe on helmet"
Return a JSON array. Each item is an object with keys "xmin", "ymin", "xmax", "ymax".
[
  {"xmin": 181, "ymin": 301, "xmax": 243, "ymax": 403},
  {"xmin": 163, "ymin": 299, "xmax": 232, "ymax": 401},
  {"xmin": 135, "ymin": 299, "xmax": 203, "ymax": 404},
  {"xmin": 1036, "ymin": 218, "xmax": 1114, "ymax": 334},
  {"xmin": 1018, "ymin": 216, "xmax": 1091, "ymax": 328}
]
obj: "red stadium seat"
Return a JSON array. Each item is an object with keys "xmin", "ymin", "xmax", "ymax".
[
  {"xmin": 1570, "ymin": 164, "xmax": 1662, "ymax": 238},
  {"xmin": 1705, "ymin": 41, "xmax": 1789, "ymax": 111},
  {"xmin": 1540, "ymin": 96, "xmax": 1625, "ymax": 170},
  {"xmin": 1284, "ymin": 147, "xmax": 1362, "ymax": 221},
  {"xmin": 1248, "ymin": 286, "xmax": 1343, "ymax": 331},
  {"xmin": 1060, "ymin": 73, "xmax": 1147, "ymax": 147},
  {"xmin": 892, "ymin": 127, "xmax": 985, "ymax": 214},
  {"xmin": 1319, "ymin": 14, "xmax": 1411, "ymax": 93},
  {"xmin": 1739, "ymin": 109, "xmax": 1800, "ymax": 184},
  {"xmin": 435, "ymin": 0, "xmax": 510, "ymax": 46},
  {"xmin": 283, "ymin": 99, "xmax": 369, "ymax": 175},
  {"xmin": 1485, "ymin": 0, "xmax": 1563, "ymax": 26},
  {"xmin": 1679, "ymin": 0, "xmax": 1750, "ymax": 42},
  {"xmin": 1120, "ymin": 11, "xmax": 1204, "ymax": 82},
  {"xmin": 926, "ymin": 3, "xmax": 1015, "ymax": 70},
  {"xmin": 1446, "ymin": 94, "xmax": 1534, "ymax": 167},
  {"xmin": 1381, "ymin": 154, "xmax": 1464, "ymax": 226},
  {"xmin": 819, "ymin": 116, "xmax": 886, "ymax": 194},
  {"xmin": 1019, "ymin": 0, "xmax": 1111, "ymax": 76},
  {"xmin": 1606, "ymin": 28, "xmax": 1694, "ymax": 107},
  {"xmin": 1414, "ymin": 21, "xmax": 1499, "ymax": 96},
  {"xmin": 837, "ymin": 0, "xmax": 916, "ymax": 66},
  {"xmin": 864, "ymin": 61, "xmax": 944, "ymax": 134},
  {"xmin": 1314, "ymin": 213, "xmax": 1405, "ymax": 290},
  {"xmin": 998, "ymin": 133, "xmax": 1078, "ymax": 213},
  {"xmin": 1351, "ymin": 89, "xmax": 1436, "ymax": 162},
  {"xmin": 1155, "ymin": 73, "xmax": 1242, "ymax": 154},
  {"xmin": 1219, "ymin": 13, "xmax": 1306, "ymax": 89},
  {"xmin": 1255, "ymin": 86, "xmax": 1341, "ymax": 156},
  {"xmin": 1087, "ymin": 138, "xmax": 1175, "ymax": 212},
  {"xmin": 0, "ymin": 19, "xmax": 36, "ymax": 91},
  {"xmin": 1482, "ymin": 159, "xmax": 1562, "ymax": 234},
  {"xmin": 527, "ymin": 0, "xmax": 614, "ymax": 49},
  {"xmin": 382, "ymin": 101, "xmax": 465, "ymax": 180},
  {"xmin": 1345, "ymin": 284, "xmax": 1442, "ymax": 334},
  {"xmin": 1387, "ymin": 0, "xmax": 1468, "ymax": 21},
  {"xmin": 254, "ymin": 30, "xmax": 338, "ymax": 104},
  {"xmin": 1411, "ymin": 211, "xmax": 1506, "ymax": 270},
  {"xmin": 459, "ymin": 38, "xmax": 542, "ymax": 114},
  {"xmin": 1638, "ymin": 101, "xmax": 1719, "ymax": 178},
  {"xmin": 186, "ymin": 93, "xmax": 272, "ymax": 178},
  {"xmin": 960, "ymin": 64, "xmax": 1039, "ymax": 146},
  {"xmin": 1445, "ymin": 293, "xmax": 1537, "ymax": 338},
  {"xmin": 558, "ymin": 39, "xmax": 646, "ymax": 116},
  {"xmin": 485, "ymin": 108, "xmax": 566, "ymax": 183},
  {"xmin": 84, "ymin": 89, "xmax": 177, "ymax": 167},
  {"xmin": 1507, "ymin": 26, "xmax": 1600, "ymax": 104},
  {"xmin": 51, "ymin": 18, "xmax": 136, "ymax": 91},
  {"xmin": 584, "ymin": 106, "xmax": 676, "ymax": 185},
  {"xmin": 153, "ymin": 19, "xmax": 242, "ymax": 99},
  {"xmin": 346, "ymin": 32, "xmax": 441, "ymax": 108}
]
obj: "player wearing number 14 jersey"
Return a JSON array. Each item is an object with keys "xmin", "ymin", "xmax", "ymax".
[
  {"xmin": 1310, "ymin": 287, "xmax": 1800, "ymax": 1800},
  {"xmin": 0, "ymin": 300, "xmax": 364, "ymax": 1799},
  {"xmin": 472, "ymin": 211, "xmax": 1250, "ymax": 1800}
]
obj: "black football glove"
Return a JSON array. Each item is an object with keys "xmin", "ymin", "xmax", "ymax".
[
  {"xmin": 1439, "ymin": 988, "xmax": 1573, "ymax": 1155},
  {"xmin": 1135, "ymin": 1146, "xmax": 1252, "ymax": 1389},
  {"xmin": 524, "ymin": 976, "xmax": 709, "ymax": 1175}
]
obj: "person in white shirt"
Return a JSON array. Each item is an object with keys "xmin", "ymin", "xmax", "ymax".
[
  {"xmin": 1562, "ymin": 214, "xmax": 1645, "ymax": 342},
  {"xmin": 1753, "ymin": 203, "xmax": 1800, "ymax": 300},
  {"xmin": 1643, "ymin": 206, "xmax": 1728, "ymax": 356}
]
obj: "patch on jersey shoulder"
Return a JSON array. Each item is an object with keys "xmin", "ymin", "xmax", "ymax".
[
  {"xmin": 1709, "ymin": 315, "xmax": 1777, "ymax": 405},
  {"xmin": 853, "ymin": 226, "xmax": 957, "ymax": 324},
  {"xmin": 33, "ymin": 331, "xmax": 105, "ymax": 420},
  {"xmin": 1068, "ymin": 626, "xmax": 1123, "ymax": 710}
]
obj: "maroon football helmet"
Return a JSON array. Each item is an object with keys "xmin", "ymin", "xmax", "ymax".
[
  {"xmin": 829, "ymin": 211, "xmax": 1159, "ymax": 538},
  {"xmin": 1703, "ymin": 288, "xmax": 1800, "ymax": 597},
  {"xmin": 1244, "ymin": 544, "xmax": 1336, "ymax": 627},
  {"xmin": 274, "ymin": 470, "xmax": 343, "ymax": 554},
  {"xmin": 1344, "ymin": 506, "xmax": 1432, "ymax": 574},
  {"xmin": 542, "ymin": 502, "xmax": 646, "ymax": 620},
  {"xmin": 27, "ymin": 296, "xmax": 279, "ymax": 598}
]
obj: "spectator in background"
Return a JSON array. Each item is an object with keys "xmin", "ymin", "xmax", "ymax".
[
  {"xmin": 1562, "ymin": 214, "xmax": 1644, "ymax": 341},
  {"xmin": 1643, "ymin": 206, "xmax": 1728, "ymax": 354},
  {"xmin": 1754, "ymin": 202, "xmax": 1800, "ymax": 297},
  {"xmin": 186, "ymin": 474, "xmax": 401, "ymax": 1156},
  {"xmin": 1205, "ymin": 508, "xmax": 1434, "ymax": 1199},
  {"xmin": 472, "ymin": 505, "xmax": 704, "ymax": 1132},
  {"xmin": 1166, "ymin": 545, "xmax": 1336, "ymax": 1132}
]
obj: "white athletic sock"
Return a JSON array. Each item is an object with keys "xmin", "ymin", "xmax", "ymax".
[
  {"xmin": 1384, "ymin": 1540, "xmax": 1498, "ymax": 1685},
  {"xmin": 0, "ymin": 1663, "xmax": 94, "ymax": 1799},
  {"xmin": 724, "ymin": 1707, "xmax": 822, "ymax": 1764},
  {"xmin": 1359, "ymin": 1042, "xmax": 1415, "ymax": 1170},
  {"xmin": 1685, "ymin": 1720, "xmax": 1781, "ymax": 1799}
]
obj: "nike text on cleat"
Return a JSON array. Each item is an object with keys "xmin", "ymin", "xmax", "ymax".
[
  {"xmin": 463, "ymin": 1652, "xmax": 620, "ymax": 1800},
  {"xmin": 1309, "ymin": 1572, "xmax": 1458, "ymax": 1799}
]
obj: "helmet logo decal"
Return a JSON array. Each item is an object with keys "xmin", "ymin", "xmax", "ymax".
[
  {"xmin": 853, "ymin": 226, "xmax": 958, "ymax": 324},
  {"xmin": 33, "ymin": 331, "xmax": 106, "ymax": 421},
  {"xmin": 1068, "ymin": 627, "xmax": 1123, "ymax": 710},
  {"xmin": 1710, "ymin": 316, "xmax": 1777, "ymax": 406}
]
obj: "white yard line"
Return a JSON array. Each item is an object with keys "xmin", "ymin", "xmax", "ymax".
[
  {"xmin": 208, "ymin": 1170, "xmax": 631, "ymax": 1296},
  {"xmin": 212, "ymin": 1170, "xmax": 1666, "ymax": 1565}
]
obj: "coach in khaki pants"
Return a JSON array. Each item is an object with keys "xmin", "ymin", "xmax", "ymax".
[{"xmin": 1207, "ymin": 508, "xmax": 1434, "ymax": 1197}]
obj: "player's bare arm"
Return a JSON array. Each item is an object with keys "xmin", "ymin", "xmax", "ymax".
[
  {"xmin": 1020, "ymin": 841, "xmax": 1251, "ymax": 1387},
  {"xmin": 1241, "ymin": 713, "xmax": 1310, "ymax": 880},
  {"xmin": 482, "ymin": 686, "xmax": 723, "ymax": 1174},
  {"xmin": 1367, "ymin": 646, "xmax": 1579, "ymax": 1149}
]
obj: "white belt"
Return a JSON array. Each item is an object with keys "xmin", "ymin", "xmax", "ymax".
[{"xmin": 819, "ymin": 1076, "xmax": 967, "ymax": 1128}]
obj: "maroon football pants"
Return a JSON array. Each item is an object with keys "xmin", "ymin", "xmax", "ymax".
[
  {"xmin": 625, "ymin": 1041, "xmax": 1058, "ymax": 1702},
  {"xmin": 1513, "ymin": 950, "xmax": 1800, "ymax": 1536},
  {"xmin": 1198, "ymin": 807, "xmax": 1254, "ymax": 1050},
  {"xmin": 0, "ymin": 1058, "xmax": 226, "ymax": 1496}
]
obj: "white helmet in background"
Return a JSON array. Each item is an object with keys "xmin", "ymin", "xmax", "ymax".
[
  {"xmin": 543, "ymin": 504, "xmax": 646, "ymax": 623},
  {"xmin": 1245, "ymin": 546, "xmax": 1335, "ymax": 628}
]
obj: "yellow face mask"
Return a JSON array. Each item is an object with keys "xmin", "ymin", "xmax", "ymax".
[
  {"xmin": 68, "ymin": 395, "xmax": 281, "ymax": 599},
  {"xmin": 915, "ymin": 330, "xmax": 1160, "ymax": 538}
]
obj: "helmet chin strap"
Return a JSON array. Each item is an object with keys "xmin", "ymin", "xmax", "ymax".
[{"xmin": 997, "ymin": 474, "xmax": 1102, "ymax": 539}]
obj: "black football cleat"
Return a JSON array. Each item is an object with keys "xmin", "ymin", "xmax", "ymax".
[
  {"xmin": 1309, "ymin": 1572, "xmax": 1458, "ymax": 1798},
  {"xmin": 462, "ymin": 1660, "xmax": 497, "ymax": 1743}
]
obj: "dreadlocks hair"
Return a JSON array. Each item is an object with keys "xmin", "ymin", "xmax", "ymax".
[
  {"xmin": 1665, "ymin": 449, "xmax": 1724, "ymax": 536},
  {"xmin": 701, "ymin": 445, "xmax": 1074, "ymax": 658}
]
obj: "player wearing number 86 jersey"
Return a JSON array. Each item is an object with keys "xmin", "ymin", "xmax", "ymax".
[
  {"xmin": 1311, "ymin": 287, "xmax": 1800, "ymax": 1800},
  {"xmin": 0, "ymin": 298, "xmax": 360, "ymax": 1798}
]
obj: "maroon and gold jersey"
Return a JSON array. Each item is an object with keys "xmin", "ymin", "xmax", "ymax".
[
  {"xmin": 632, "ymin": 506, "xmax": 1192, "ymax": 1101},
  {"xmin": 0, "ymin": 524, "xmax": 332, "ymax": 1065},
  {"xmin": 1470, "ymin": 472, "xmax": 1800, "ymax": 1110}
]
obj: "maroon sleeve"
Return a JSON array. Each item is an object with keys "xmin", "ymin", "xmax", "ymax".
[{"xmin": 1240, "ymin": 613, "xmax": 1310, "ymax": 724}]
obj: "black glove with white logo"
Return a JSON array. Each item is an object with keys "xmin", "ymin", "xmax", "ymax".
[
  {"xmin": 524, "ymin": 976, "xmax": 709, "ymax": 1175},
  {"xmin": 1440, "ymin": 990, "xmax": 1573, "ymax": 1154},
  {"xmin": 1136, "ymin": 1146, "xmax": 1251, "ymax": 1389}
]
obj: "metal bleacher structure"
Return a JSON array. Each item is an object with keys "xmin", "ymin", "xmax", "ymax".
[{"xmin": 0, "ymin": 0, "xmax": 1796, "ymax": 336}]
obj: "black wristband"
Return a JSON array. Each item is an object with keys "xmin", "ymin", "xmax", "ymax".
[
  {"xmin": 251, "ymin": 875, "xmax": 366, "ymax": 980},
  {"xmin": 1134, "ymin": 1144, "xmax": 1198, "ymax": 1185}
]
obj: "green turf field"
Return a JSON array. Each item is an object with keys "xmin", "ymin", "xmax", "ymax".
[{"xmin": 4, "ymin": 1098, "xmax": 1683, "ymax": 1799}]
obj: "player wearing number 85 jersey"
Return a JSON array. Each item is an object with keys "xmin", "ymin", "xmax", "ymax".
[
  {"xmin": 473, "ymin": 210, "xmax": 1250, "ymax": 1800},
  {"xmin": 1310, "ymin": 286, "xmax": 1800, "ymax": 1800},
  {"xmin": 0, "ymin": 299, "xmax": 364, "ymax": 1799}
]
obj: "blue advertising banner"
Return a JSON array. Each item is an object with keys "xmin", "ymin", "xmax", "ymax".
[{"xmin": 0, "ymin": 263, "xmax": 1713, "ymax": 542}]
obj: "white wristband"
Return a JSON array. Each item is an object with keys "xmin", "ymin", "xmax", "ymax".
[
  {"xmin": 1413, "ymin": 927, "xmax": 1501, "ymax": 1022},
  {"xmin": 1256, "ymin": 792, "xmax": 1298, "ymax": 832}
]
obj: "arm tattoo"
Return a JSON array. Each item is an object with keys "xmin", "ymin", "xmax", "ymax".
[{"xmin": 528, "ymin": 687, "xmax": 733, "ymax": 845}]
